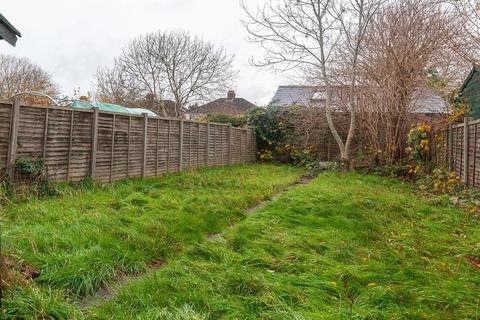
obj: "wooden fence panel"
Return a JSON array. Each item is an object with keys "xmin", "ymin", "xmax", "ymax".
[
  {"xmin": 198, "ymin": 123, "xmax": 208, "ymax": 168},
  {"xmin": 112, "ymin": 114, "xmax": 129, "ymax": 181},
  {"xmin": 0, "ymin": 101, "xmax": 256, "ymax": 183},
  {"xmin": 169, "ymin": 120, "xmax": 181, "ymax": 173},
  {"xmin": 69, "ymin": 111, "xmax": 93, "ymax": 181},
  {"xmin": 182, "ymin": 121, "xmax": 191, "ymax": 170},
  {"xmin": 44, "ymin": 108, "xmax": 74, "ymax": 181},
  {"xmin": 0, "ymin": 103, "xmax": 11, "ymax": 170},
  {"xmin": 145, "ymin": 117, "xmax": 158, "ymax": 177},
  {"xmin": 17, "ymin": 106, "xmax": 45, "ymax": 159},
  {"xmin": 437, "ymin": 118, "xmax": 480, "ymax": 188}
]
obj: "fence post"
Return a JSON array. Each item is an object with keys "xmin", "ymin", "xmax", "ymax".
[
  {"xmin": 43, "ymin": 108, "xmax": 49, "ymax": 159},
  {"xmin": 243, "ymin": 129, "xmax": 248, "ymax": 163},
  {"xmin": 142, "ymin": 113, "xmax": 148, "ymax": 178},
  {"xmin": 66, "ymin": 110, "xmax": 75, "ymax": 181},
  {"xmin": 156, "ymin": 119, "xmax": 160, "ymax": 176},
  {"xmin": 109, "ymin": 114, "xmax": 116, "ymax": 183},
  {"xmin": 464, "ymin": 117, "xmax": 469, "ymax": 185},
  {"xmin": 167, "ymin": 120, "xmax": 171, "ymax": 173},
  {"xmin": 126, "ymin": 116, "xmax": 131, "ymax": 177},
  {"xmin": 7, "ymin": 99, "xmax": 20, "ymax": 183},
  {"xmin": 474, "ymin": 124, "xmax": 477, "ymax": 187},
  {"xmin": 448, "ymin": 123, "xmax": 453, "ymax": 172},
  {"xmin": 206, "ymin": 122, "xmax": 210, "ymax": 166},
  {"xmin": 228, "ymin": 124, "xmax": 232, "ymax": 165},
  {"xmin": 90, "ymin": 107, "xmax": 99, "ymax": 178},
  {"xmin": 179, "ymin": 119, "xmax": 184, "ymax": 171}
]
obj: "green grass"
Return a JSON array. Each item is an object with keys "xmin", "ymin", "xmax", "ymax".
[
  {"xmin": 88, "ymin": 172, "xmax": 480, "ymax": 319},
  {"xmin": 4, "ymin": 169, "xmax": 480, "ymax": 319},
  {"xmin": 2, "ymin": 164, "xmax": 303, "ymax": 319}
]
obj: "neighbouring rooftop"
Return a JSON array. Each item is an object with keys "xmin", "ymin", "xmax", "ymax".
[
  {"xmin": 192, "ymin": 90, "xmax": 257, "ymax": 116},
  {"xmin": 270, "ymin": 85, "xmax": 447, "ymax": 114}
]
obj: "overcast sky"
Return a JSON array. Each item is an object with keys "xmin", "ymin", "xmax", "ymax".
[{"xmin": 1, "ymin": 0, "xmax": 293, "ymax": 105}]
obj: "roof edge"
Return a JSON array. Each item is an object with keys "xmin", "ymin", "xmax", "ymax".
[{"xmin": 460, "ymin": 63, "xmax": 479, "ymax": 93}]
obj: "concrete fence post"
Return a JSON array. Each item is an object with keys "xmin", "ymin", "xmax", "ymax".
[
  {"xmin": 464, "ymin": 117, "xmax": 469, "ymax": 185},
  {"xmin": 7, "ymin": 98, "xmax": 20, "ymax": 183}
]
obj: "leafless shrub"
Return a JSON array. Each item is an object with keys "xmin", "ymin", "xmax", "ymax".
[{"xmin": 353, "ymin": 0, "xmax": 466, "ymax": 163}]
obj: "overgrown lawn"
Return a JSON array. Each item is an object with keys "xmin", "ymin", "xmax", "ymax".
[
  {"xmin": 2, "ymin": 164, "xmax": 303, "ymax": 319},
  {"xmin": 91, "ymin": 172, "xmax": 480, "ymax": 319}
]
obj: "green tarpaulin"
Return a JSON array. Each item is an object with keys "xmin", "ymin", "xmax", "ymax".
[{"xmin": 71, "ymin": 100, "xmax": 157, "ymax": 117}]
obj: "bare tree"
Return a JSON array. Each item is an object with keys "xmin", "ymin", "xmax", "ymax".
[
  {"xmin": 449, "ymin": 0, "xmax": 480, "ymax": 63},
  {"xmin": 96, "ymin": 64, "xmax": 144, "ymax": 105},
  {"xmin": 355, "ymin": 0, "xmax": 461, "ymax": 163},
  {"xmin": 0, "ymin": 54, "xmax": 59, "ymax": 100},
  {"xmin": 95, "ymin": 30, "xmax": 238, "ymax": 117},
  {"xmin": 242, "ymin": 0, "xmax": 382, "ymax": 169}
]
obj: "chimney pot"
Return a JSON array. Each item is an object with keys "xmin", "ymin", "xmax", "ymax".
[{"xmin": 227, "ymin": 90, "xmax": 236, "ymax": 101}]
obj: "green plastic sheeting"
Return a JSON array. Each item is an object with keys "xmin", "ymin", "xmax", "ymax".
[{"xmin": 70, "ymin": 100, "xmax": 157, "ymax": 117}]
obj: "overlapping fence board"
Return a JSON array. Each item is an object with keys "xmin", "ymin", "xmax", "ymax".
[
  {"xmin": 2, "ymin": 100, "xmax": 256, "ymax": 183},
  {"xmin": 0, "ymin": 103, "xmax": 12, "ymax": 170},
  {"xmin": 436, "ymin": 118, "xmax": 480, "ymax": 188}
]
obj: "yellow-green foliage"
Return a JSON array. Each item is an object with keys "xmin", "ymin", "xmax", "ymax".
[
  {"xmin": 406, "ymin": 123, "xmax": 432, "ymax": 177},
  {"xmin": 448, "ymin": 89, "xmax": 470, "ymax": 123}
]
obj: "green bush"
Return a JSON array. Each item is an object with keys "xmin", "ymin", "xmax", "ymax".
[
  {"xmin": 247, "ymin": 106, "xmax": 332, "ymax": 175},
  {"xmin": 247, "ymin": 106, "xmax": 289, "ymax": 156},
  {"xmin": 205, "ymin": 114, "xmax": 247, "ymax": 127},
  {"xmin": 15, "ymin": 157, "xmax": 57, "ymax": 197}
]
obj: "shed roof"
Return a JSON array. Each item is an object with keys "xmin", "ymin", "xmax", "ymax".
[
  {"xmin": 460, "ymin": 64, "xmax": 480, "ymax": 93},
  {"xmin": 0, "ymin": 13, "xmax": 21, "ymax": 46}
]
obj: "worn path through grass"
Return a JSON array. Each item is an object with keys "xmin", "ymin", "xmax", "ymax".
[{"xmin": 2, "ymin": 164, "xmax": 304, "ymax": 319}]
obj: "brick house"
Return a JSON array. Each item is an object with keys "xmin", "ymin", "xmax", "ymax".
[{"xmin": 188, "ymin": 90, "xmax": 257, "ymax": 120}]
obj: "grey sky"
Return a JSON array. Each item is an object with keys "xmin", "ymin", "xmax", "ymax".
[{"xmin": 1, "ymin": 0, "xmax": 292, "ymax": 106}]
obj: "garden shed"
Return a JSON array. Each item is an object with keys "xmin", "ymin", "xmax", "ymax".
[{"xmin": 460, "ymin": 64, "xmax": 480, "ymax": 119}]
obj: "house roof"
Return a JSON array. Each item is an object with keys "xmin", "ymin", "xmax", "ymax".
[
  {"xmin": 270, "ymin": 86, "xmax": 319, "ymax": 107},
  {"xmin": 271, "ymin": 85, "xmax": 447, "ymax": 114},
  {"xmin": 193, "ymin": 97, "xmax": 257, "ymax": 115},
  {"xmin": 0, "ymin": 13, "xmax": 21, "ymax": 46},
  {"xmin": 409, "ymin": 87, "xmax": 447, "ymax": 114},
  {"xmin": 269, "ymin": 85, "xmax": 348, "ymax": 107}
]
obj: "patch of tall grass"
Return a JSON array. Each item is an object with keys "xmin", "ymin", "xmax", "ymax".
[
  {"xmin": 92, "ymin": 172, "xmax": 480, "ymax": 319},
  {"xmin": 2, "ymin": 164, "xmax": 303, "ymax": 319}
]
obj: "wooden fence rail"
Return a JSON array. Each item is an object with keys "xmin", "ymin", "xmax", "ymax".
[{"xmin": 0, "ymin": 100, "xmax": 256, "ymax": 183}]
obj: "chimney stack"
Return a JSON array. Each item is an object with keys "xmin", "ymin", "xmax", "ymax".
[{"xmin": 227, "ymin": 90, "xmax": 236, "ymax": 101}]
